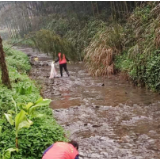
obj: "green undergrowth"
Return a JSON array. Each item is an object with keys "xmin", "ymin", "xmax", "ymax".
[
  {"xmin": 85, "ymin": 2, "xmax": 160, "ymax": 92},
  {"xmin": 0, "ymin": 46, "xmax": 67, "ymax": 158},
  {"xmin": 4, "ymin": 45, "xmax": 31, "ymax": 73},
  {"xmin": 7, "ymin": 38, "xmax": 35, "ymax": 48},
  {"xmin": 114, "ymin": 3, "xmax": 160, "ymax": 92}
]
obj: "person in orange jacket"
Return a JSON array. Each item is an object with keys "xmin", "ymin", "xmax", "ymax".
[
  {"xmin": 54, "ymin": 52, "xmax": 70, "ymax": 77},
  {"xmin": 42, "ymin": 141, "xmax": 79, "ymax": 159}
]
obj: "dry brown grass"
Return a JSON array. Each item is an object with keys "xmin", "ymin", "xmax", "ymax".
[
  {"xmin": 119, "ymin": 71, "xmax": 130, "ymax": 81},
  {"xmin": 106, "ymin": 63, "xmax": 114, "ymax": 76},
  {"xmin": 155, "ymin": 27, "xmax": 160, "ymax": 48},
  {"xmin": 84, "ymin": 25, "xmax": 123, "ymax": 77},
  {"xmin": 151, "ymin": 3, "xmax": 160, "ymax": 16},
  {"xmin": 85, "ymin": 46, "xmax": 114, "ymax": 76}
]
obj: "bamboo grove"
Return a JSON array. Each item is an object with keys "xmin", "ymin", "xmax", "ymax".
[{"xmin": 0, "ymin": 1, "xmax": 140, "ymax": 39}]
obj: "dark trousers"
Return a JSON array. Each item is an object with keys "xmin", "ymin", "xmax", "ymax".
[{"xmin": 59, "ymin": 63, "xmax": 69, "ymax": 77}]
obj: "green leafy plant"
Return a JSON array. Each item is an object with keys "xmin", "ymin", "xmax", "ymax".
[
  {"xmin": 0, "ymin": 45, "xmax": 67, "ymax": 159},
  {"xmin": 4, "ymin": 110, "xmax": 33, "ymax": 148},
  {"xmin": 4, "ymin": 45, "xmax": 31, "ymax": 73},
  {"xmin": 16, "ymin": 82, "xmax": 32, "ymax": 95},
  {"xmin": 22, "ymin": 97, "xmax": 51, "ymax": 117},
  {"xmin": 1, "ymin": 148, "xmax": 18, "ymax": 159}
]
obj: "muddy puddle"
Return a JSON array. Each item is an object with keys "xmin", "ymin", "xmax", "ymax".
[{"xmin": 14, "ymin": 46, "xmax": 160, "ymax": 159}]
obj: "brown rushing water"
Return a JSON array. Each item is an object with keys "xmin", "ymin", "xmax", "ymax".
[{"xmin": 15, "ymin": 46, "xmax": 160, "ymax": 159}]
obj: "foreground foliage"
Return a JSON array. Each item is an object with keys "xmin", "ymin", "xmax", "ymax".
[{"xmin": 0, "ymin": 46, "xmax": 66, "ymax": 158}]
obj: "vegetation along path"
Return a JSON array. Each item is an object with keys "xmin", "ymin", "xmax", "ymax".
[{"xmin": 15, "ymin": 46, "xmax": 160, "ymax": 159}]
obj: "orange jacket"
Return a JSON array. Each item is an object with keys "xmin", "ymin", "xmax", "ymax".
[
  {"xmin": 58, "ymin": 53, "xmax": 67, "ymax": 64},
  {"xmin": 42, "ymin": 142, "xmax": 79, "ymax": 159}
]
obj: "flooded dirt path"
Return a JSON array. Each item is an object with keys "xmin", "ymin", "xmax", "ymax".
[{"xmin": 15, "ymin": 46, "xmax": 160, "ymax": 158}]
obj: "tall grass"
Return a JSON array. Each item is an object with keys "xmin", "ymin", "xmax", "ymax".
[{"xmin": 84, "ymin": 23, "xmax": 124, "ymax": 76}]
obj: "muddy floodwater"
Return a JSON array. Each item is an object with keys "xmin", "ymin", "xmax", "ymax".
[{"xmin": 15, "ymin": 46, "xmax": 160, "ymax": 159}]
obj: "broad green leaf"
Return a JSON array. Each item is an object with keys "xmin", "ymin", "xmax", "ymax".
[
  {"xmin": 3, "ymin": 148, "xmax": 18, "ymax": 159},
  {"xmin": 35, "ymin": 97, "xmax": 43, "ymax": 104},
  {"xmin": 29, "ymin": 99, "xmax": 51, "ymax": 115},
  {"xmin": 15, "ymin": 110, "xmax": 26, "ymax": 131},
  {"xmin": 26, "ymin": 86, "xmax": 32, "ymax": 94},
  {"xmin": 7, "ymin": 110, "xmax": 15, "ymax": 114},
  {"xmin": 17, "ymin": 119, "xmax": 33, "ymax": 132},
  {"xmin": 3, "ymin": 151, "xmax": 10, "ymax": 159},
  {"xmin": 34, "ymin": 99, "xmax": 51, "ymax": 107},
  {"xmin": 11, "ymin": 97, "xmax": 16, "ymax": 108},
  {"xmin": 11, "ymin": 97, "xmax": 17, "ymax": 114},
  {"xmin": 32, "ymin": 113, "xmax": 44, "ymax": 118},
  {"xmin": 6, "ymin": 148, "xmax": 18, "ymax": 152},
  {"xmin": 4, "ymin": 113, "xmax": 14, "ymax": 125},
  {"xmin": 23, "ymin": 102, "xmax": 33, "ymax": 111}
]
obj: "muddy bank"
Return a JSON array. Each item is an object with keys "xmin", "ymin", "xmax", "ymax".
[{"xmin": 14, "ymin": 46, "xmax": 160, "ymax": 158}]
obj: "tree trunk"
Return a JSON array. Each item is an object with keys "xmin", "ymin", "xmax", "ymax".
[{"xmin": 0, "ymin": 36, "xmax": 12, "ymax": 89}]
